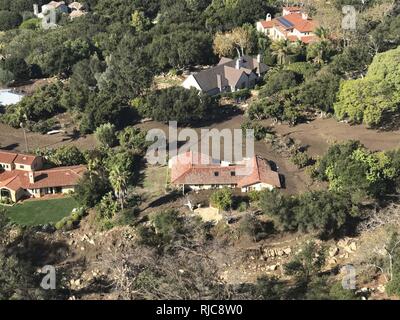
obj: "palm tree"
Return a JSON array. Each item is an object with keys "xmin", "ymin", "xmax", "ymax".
[
  {"xmin": 109, "ymin": 165, "xmax": 130, "ymax": 210},
  {"xmin": 271, "ymin": 39, "xmax": 292, "ymax": 65},
  {"xmin": 87, "ymin": 157, "xmax": 101, "ymax": 182},
  {"xmin": 307, "ymin": 40, "xmax": 331, "ymax": 66},
  {"xmin": 314, "ymin": 27, "xmax": 330, "ymax": 41}
]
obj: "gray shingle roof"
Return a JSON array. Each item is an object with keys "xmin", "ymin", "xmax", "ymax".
[{"xmin": 192, "ymin": 55, "xmax": 267, "ymax": 93}]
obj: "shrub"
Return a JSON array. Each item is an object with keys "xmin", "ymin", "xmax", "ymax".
[
  {"xmin": 210, "ymin": 188, "xmax": 233, "ymax": 211},
  {"xmin": 329, "ymin": 282, "xmax": 358, "ymax": 300},
  {"xmin": 95, "ymin": 123, "xmax": 117, "ymax": 147},
  {"xmin": 139, "ymin": 209, "xmax": 185, "ymax": 249},
  {"xmin": 239, "ymin": 214, "xmax": 272, "ymax": 242},
  {"xmin": 118, "ymin": 127, "xmax": 148, "ymax": 154},
  {"xmin": 241, "ymin": 119, "xmax": 270, "ymax": 141},
  {"xmin": 221, "ymin": 88, "xmax": 251, "ymax": 101},
  {"xmin": 248, "ymin": 190, "xmax": 262, "ymax": 203},
  {"xmin": 290, "ymin": 151, "xmax": 311, "ymax": 168},
  {"xmin": 55, "ymin": 207, "xmax": 86, "ymax": 231},
  {"xmin": 29, "ymin": 118, "xmax": 57, "ymax": 134},
  {"xmin": 237, "ymin": 201, "xmax": 249, "ymax": 212}
]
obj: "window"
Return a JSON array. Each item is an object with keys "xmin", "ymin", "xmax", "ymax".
[
  {"xmin": 19, "ymin": 165, "xmax": 24, "ymax": 169},
  {"xmin": 231, "ymin": 171, "xmax": 236, "ymax": 176},
  {"xmin": 214, "ymin": 172, "xmax": 219, "ymax": 177}
]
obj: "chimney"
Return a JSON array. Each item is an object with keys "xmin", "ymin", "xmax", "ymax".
[
  {"xmin": 235, "ymin": 57, "xmax": 242, "ymax": 70},
  {"xmin": 302, "ymin": 12, "xmax": 308, "ymax": 20},
  {"xmin": 217, "ymin": 74, "xmax": 223, "ymax": 92},
  {"xmin": 33, "ymin": 4, "xmax": 39, "ymax": 16},
  {"xmin": 29, "ymin": 171, "xmax": 35, "ymax": 184},
  {"xmin": 257, "ymin": 54, "xmax": 262, "ymax": 64},
  {"xmin": 266, "ymin": 13, "xmax": 271, "ymax": 21}
]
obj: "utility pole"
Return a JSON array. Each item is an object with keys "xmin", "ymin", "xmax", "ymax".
[{"xmin": 20, "ymin": 121, "xmax": 28, "ymax": 153}]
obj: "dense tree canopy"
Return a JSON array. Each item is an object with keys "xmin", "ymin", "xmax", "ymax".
[
  {"xmin": 136, "ymin": 87, "xmax": 215, "ymax": 125},
  {"xmin": 312, "ymin": 140, "xmax": 399, "ymax": 200},
  {"xmin": 0, "ymin": 10, "xmax": 22, "ymax": 31},
  {"xmin": 334, "ymin": 46, "xmax": 400, "ymax": 127}
]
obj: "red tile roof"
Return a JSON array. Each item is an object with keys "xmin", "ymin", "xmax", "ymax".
[
  {"xmin": 0, "ymin": 151, "xmax": 18, "ymax": 164},
  {"xmin": 0, "ymin": 150, "xmax": 39, "ymax": 166},
  {"xmin": 237, "ymin": 157, "xmax": 281, "ymax": 188},
  {"xmin": 170, "ymin": 152, "xmax": 280, "ymax": 189},
  {"xmin": 287, "ymin": 35, "xmax": 299, "ymax": 42},
  {"xmin": 14, "ymin": 154, "xmax": 37, "ymax": 166},
  {"xmin": 283, "ymin": 13, "xmax": 317, "ymax": 32},
  {"xmin": 0, "ymin": 166, "xmax": 86, "ymax": 191},
  {"xmin": 300, "ymin": 35, "xmax": 318, "ymax": 44},
  {"xmin": 258, "ymin": 13, "xmax": 318, "ymax": 34},
  {"xmin": 260, "ymin": 20, "xmax": 274, "ymax": 28}
]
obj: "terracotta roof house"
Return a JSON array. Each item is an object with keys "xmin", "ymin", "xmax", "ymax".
[
  {"xmin": 42, "ymin": 1, "xmax": 69, "ymax": 13},
  {"xmin": 169, "ymin": 152, "xmax": 281, "ymax": 193},
  {"xmin": 256, "ymin": 7, "xmax": 319, "ymax": 44},
  {"xmin": 34, "ymin": 1, "xmax": 86, "ymax": 20},
  {"xmin": 68, "ymin": 1, "xmax": 86, "ymax": 19},
  {"xmin": 68, "ymin": 1, "xmax": 84, "ymax": 11},
  {"xmin": 0, "ymin": 150, "xmax": 86, "ymax": 203},
  {"xmin": 182, "ymin": 55, "xmax": 268, "ymax": 95}
]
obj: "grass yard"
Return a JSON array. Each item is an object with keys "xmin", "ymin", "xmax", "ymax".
[
  {"xmin": 6, "ymin": 197, "xmax": 78, "ymax": 226},
  {"xmin": 140, "ymin": 165, "xmax": 169, "ymax": 199}
]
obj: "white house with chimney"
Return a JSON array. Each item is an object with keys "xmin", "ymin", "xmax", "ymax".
[
  {"xmin": 33, "ymin": 1, "xmax": 85, "ymax": 20},
  {"xmin": 256, "ymin": 6, "xmax": 318, "ymax": 44},
  {"xmin": 34, "ymin": 1, "xmax": 69, "ymax": 18}
]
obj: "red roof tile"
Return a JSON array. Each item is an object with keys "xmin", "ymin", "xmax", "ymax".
[
  {"xmin": 258, "ymin": 12, "xmax": 318, "ymax": 34},
  {"xmin": 171, "ymin": 153, "xmax": 280, "ymax": 189},
  {"xmin": 282, "ymin": 13, "xmax": 317, "ymax": 33},
  {"xmin": 14, "ymin": 154, "xmax": 38, "ymax": 166},
  {"xmin": 0, "ymin": 151, "xmax": 18, "ymax": 164},
  {"xmin": 0, "ymin": 166, "xmax": 86, "ymax": 191},
  {"xmin": 300, "ymin": 35, "xmax": 318, "ymax": 44},
  {"xmin": 237, "ymin": 157, "xmax": 281, "ymax": 188},
  {"xmin": 260, "ymin": 20, "xmax": 274, "ymax": 28}
]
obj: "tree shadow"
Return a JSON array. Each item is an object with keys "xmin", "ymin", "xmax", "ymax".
[
  {"xmin": 71, "ymin": 277, "xmax": 114, "ymax": 298},
  {"xmin": 189, "ymin": 104, "xmax": 243, "ymax": 128},
  {"xmin": 63, "ymin": 129, "xmax": 81, "ymax": 142},
  {"xmin": 1, "ymin": 143, "xmax": 20, "ymax": 151},
  {"xmin": 376, "ymin": 112, "xmax": 400, "ymax": 132},
  {"xmin": 7, "ymin": 233, "xmax": 69, "ymax": 267},
  {"xmin": 145, "ymin": 190, "xmax": 184, "ymax": 209}
]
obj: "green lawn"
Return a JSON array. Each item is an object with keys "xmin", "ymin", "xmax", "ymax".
[
  {"xmin": 141, "ymin": 165, "xmax": 169, "ymax": 198},
  {"xmin": 6, "ymin": 197, "xmax": 78, "ymax": 226}
]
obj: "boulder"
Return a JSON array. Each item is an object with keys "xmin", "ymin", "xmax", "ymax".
[
  {"xmin": 329, "ymin": 246, "xmax": 339, "ymax": 257},
  {"xmin": 349, "ymin": 242, "xmax": 357, "ymax": 252},
  {"xmin": 269, "ymin": 264, "xmax": 278, "ymax": 271},
  {"xmin": 338, "ymin": 238, "xmax": 350, "ymax": 248},
  {"xmin": 283, "ymin": 248, "xmax": 292, "ymax": 255}
]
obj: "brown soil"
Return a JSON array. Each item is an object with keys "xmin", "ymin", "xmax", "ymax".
[
  {"xmin": 262, "ymin": 117, "xmax": 400, "ymax": 157},
  {"xmin": 0, "ymin": 122, "xmax": 96, "ymax": 153}
]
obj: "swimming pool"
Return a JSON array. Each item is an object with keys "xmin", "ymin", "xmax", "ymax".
[{"xmin": 0, "ymin": 89, "xmax": 24, "ymax": 106}]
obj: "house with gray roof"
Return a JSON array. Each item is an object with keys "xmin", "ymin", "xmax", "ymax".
[{"xmin": 182, "ymin": 55, "xmax": 268, "ymax": 95}]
